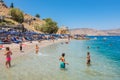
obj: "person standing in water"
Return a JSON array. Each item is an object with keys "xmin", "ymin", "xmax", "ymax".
[
  {"xmin": 36, "ymin": 44, "xmax": 39, "ymax": 54},
  {"xmin": 20, "ymin": 43, "xmax": 22, "ymax": 52},
  {"xmin": 4, "ymin": 47, "xmax": 12, "ymax": 68},
  {"xmin": 87, "ymin": 46, "xmax": 90, "ymax": 49},
  {"xmin": 59, "ymin": 53, "xmax": 69, "ymax": 68},
  {"xmin": 86, "ymin": 52, "xmax": 91, "ymax": 65}
]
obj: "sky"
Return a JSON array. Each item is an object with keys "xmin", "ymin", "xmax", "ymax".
[{"xmin": 3, "ymin": 0, "xmax": 120, "ymax": 30}]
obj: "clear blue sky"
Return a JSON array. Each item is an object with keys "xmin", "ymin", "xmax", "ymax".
[{"xmin": 4, "ymin": 0, "xmax": 120, "ymax": 30}]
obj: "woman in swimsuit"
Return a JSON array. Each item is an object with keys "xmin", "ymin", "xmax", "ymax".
[
  {"xmin": 86, "ymin": 52, "xmax": 91, "ymax": 65},
  {"xmin": 4, "ymin": 47, "xmax": 12, "ymax": 68},
  {"xmin": 59, "ymin": 53, "xmax": 69, "ymax": 68},
  {"xmin": 36, "ymin": 44, "xmax": 39, "ymax": 54}
]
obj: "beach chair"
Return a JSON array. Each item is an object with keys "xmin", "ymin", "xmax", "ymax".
[
  {"xmin": 25, "ymin": 37, "xmax": 32, "ymax": 41},
  {"xmin": 1, "ymin": 37, "xmax": 11, "ymax": 44},
  {"xmin": 11, "ymin": 37, "xmax": 21, "ymax": 43}
]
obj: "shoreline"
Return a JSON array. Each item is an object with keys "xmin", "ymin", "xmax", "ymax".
[{"xmin": 0, "ymin": 39, "xmax": 68, "ymax": 65}]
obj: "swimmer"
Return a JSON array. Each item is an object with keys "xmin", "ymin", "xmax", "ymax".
[
  {"xmin": 109, "ymin": 44, "xmax": 112, "ymax": 46},
  {"xmin": 4, "ymin": 47, "xmax": 12, "ymax": 68},
  {"xmin": 87, "ymin": 46, "xmax": 90, "ymax": 49},
  {"xmin": 97, "ymin": 46, "xmax": 100, "ymax": 49},
  {"xmin": 86, "ymin": 52, "xmax": 91, "ymax": 65},
  {"xmin": 36, "ymin": 44, "xmax": 39, "ymax": 54},
  {"xmin": 59, "ymin": 53, "xmax": 69, "ymax": 68},
  {"xmin": 65, "ymin": 42, "xmax": 69, "ymax": 44}
]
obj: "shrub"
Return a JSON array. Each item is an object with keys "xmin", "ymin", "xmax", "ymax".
[{"xmin": 9, "ymin": 8, "xmax": 24, "ymax": 23}]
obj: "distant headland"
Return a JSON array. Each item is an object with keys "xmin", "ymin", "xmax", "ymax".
[{"xmin": 70, "ymin": 28, "xmax": 120, "ymax": 36}]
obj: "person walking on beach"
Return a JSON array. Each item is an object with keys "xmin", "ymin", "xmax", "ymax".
[
  {"xmin": 86, "ymin": 52, "xmax": 91, "ymax": 65},
  {"xmin": 59, "ymin": 53, "xmax": 69, "ymax": 68},
  {"xmin": 4, "ymin": 47, "xmax": 12, "ymax": 68},
  {"xmin": 36, "ymin": 44, "xmax": 39, "ymax": 54},
  {"xmin": 20, "ymin": 43, "xmax": 22, "ymax": 52}
]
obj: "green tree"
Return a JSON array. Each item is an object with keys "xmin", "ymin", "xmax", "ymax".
[
  {"xmin": 10, "ymin": 3, "xmax": 14, "ymax": 8},
  {"xmin": 34, "ymin": 24, "xmax": 42, "ymax": 31},
  {"xmin": 42, "ymin": 18, "xmax": 58, "ymax": 34},
  {"xmin": 34, "ymin": 18, "xmax": 58, "ymax": 34},
  {"xmin": 35, "ymin": 14, "xmax": 40, "ymax": 18},
  {"xmin": 9, "ymin": 8, "xmax": 24, "ymax": 23}
]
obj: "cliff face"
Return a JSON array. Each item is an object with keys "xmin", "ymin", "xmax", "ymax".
[{"xmin": 70, "ymin": 28, "xmax": 120, "ymax": 36}]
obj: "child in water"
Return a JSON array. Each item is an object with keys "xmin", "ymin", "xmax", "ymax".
[
  {"xmin": 36, "ymin": 44, "xmax": 39, "ymax": 54},
  {"xmin": 86, "ymin": 52, "xmax": 91, "ymax": 65},
  {"xmin": 59, "ymin": 53, "xmax": 69, "ymax": 68},
  {"xmin": 4, "ymin": 47, "xmax": 12, "ymax": 68}
]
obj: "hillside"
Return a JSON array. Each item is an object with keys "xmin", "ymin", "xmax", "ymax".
[
  {"xmin": 0, "ymin": 1, "xmax": 45, "ymax": 32},
  {"xmin": 70, "ymin": 28, "xmax": 120, "ymax": 36},
  {"xmin": 0, "ymin": 0, "xmax": 9, "ymax": 16},
  {"xmin": 101, "ymin": 29, "xmax": 120, "ymax": 36}
]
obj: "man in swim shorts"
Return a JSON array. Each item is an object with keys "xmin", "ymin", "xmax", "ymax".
[{"xmin": 59, "ymin": 53, "xmax": 69, "ymax": 68}]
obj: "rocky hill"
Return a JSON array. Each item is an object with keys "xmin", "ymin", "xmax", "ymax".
[
  {"xmin": 0, "ymin": 0, "xmax": 9, "ymax": 16},
  {"xmin": 70, "ymin": 28, "xmax": 120, "ymax": 36},
  {"xmin": 101, "ymin": 29, "xmax": 120, "ymax": 36},
  {"xmin": 0, "ymin": 1, "xmax": 45, "ymax": 32}
]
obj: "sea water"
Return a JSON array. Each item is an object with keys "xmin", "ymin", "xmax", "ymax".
[{"xmin": 0, "ymin": 36, "xmax": 120, "ymax": 80}]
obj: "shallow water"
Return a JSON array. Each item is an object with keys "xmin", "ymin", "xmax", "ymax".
[{"xmin": 0, "ymin": 36, "xmax": 120, "ymax": 80}]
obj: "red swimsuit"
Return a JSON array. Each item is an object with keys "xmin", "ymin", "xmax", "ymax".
[{"xmin": 6, "ymin": 51, "xmax": 11, "ymax": 62}]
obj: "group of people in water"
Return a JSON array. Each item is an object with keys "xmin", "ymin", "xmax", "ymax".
[
  {"xmin": 59, "ymin": 52, "xmax": 91, "ymax": 69},
  {"xmin": 59, "ymin": 43, "xmax": 91, "ymax": 69},
  {"xmin": 4, "ymin": 42, "xmax": 91, "ymax": 69},
  {"xmin": 4, "ymin": 43, "xmax": 40, "ymax": 68}
]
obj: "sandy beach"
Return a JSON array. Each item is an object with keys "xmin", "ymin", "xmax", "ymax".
[{"xmin": 0, "ymin": 39, "xmax": 68, "ymax": 65}]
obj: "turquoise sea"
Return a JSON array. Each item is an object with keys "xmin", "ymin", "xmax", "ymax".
[{"xmin": 0, "ymin": 36, "xmax": 120, "ymax": 80}]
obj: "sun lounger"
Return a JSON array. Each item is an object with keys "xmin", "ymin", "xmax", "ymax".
[{"xmin": 11, "ymin": 37, "xmax": 21, "ymax": 43}]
